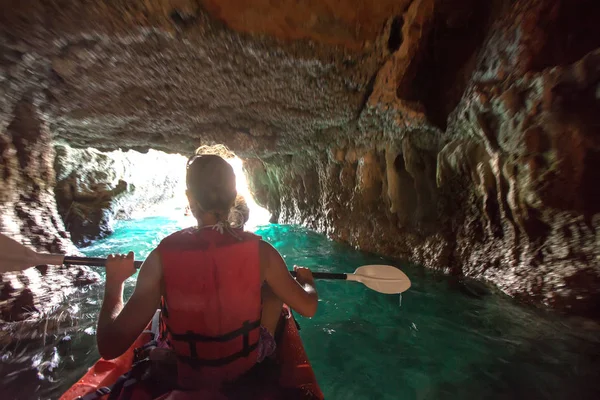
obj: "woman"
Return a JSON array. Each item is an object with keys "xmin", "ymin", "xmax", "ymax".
[{"xmin": 96, "ymin": 154, "xmax": 318, "ymax": 390}]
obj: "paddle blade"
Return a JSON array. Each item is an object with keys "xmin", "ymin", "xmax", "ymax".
[
  {"xmin": 0, "ymin": 233, "xmax": 65, "ymax": 273},
  {"xmin": 351, "ymin": 265, "xmax": 411, "ymax": 294}
]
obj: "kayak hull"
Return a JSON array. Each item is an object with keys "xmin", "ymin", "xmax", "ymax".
[{"xmin": 61, "ymin": 306, "xmax": 323, "ymax": 399}]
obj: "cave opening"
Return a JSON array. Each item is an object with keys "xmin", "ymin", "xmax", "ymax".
[{"xmin": 54, "ymin": 144, "xmax": 270, "ymax": 248}]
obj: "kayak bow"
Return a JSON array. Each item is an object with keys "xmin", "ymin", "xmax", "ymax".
[{"xmin": 61, "ymin": 305, "xmax": 323, "ymax": 400}]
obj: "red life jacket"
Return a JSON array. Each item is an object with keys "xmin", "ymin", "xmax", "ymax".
[{"xmin": 157, "ymin": 227, "xmax": 262, "ymax": 388}]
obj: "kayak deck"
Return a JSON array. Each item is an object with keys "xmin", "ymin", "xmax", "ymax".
[{"xmin": 61, "ymin": 306, "xmax": 323, "ymax": 399}]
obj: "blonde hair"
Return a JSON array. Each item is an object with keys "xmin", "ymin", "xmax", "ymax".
[
  {"xmin": 228, "ymin": 195, "xmax": 250, "ymax": 229},
  {"xmin": 194, "ymin": 144, "xmax": 236, "ymax": 159}
]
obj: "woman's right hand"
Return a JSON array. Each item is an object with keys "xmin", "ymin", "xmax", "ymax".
[{"xmin": 293, "ymin": 265, "xmax": 315, "ymax": 286}]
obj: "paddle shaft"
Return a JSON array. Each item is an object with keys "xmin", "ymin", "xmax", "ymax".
[
  {"xmin": 63, "ymin": 256, "xmax": 144, "ymax": 269},
  {"xmin": 291, "ymin": 271, "xmax": 347, "ymax": 280},
  {"xmin": 63, "ymin": 256, "xmax": 348, "ymax": 280}
]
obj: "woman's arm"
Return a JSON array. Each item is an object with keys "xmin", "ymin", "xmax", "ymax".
[
  {"xmin": 260, "ymin": 241, "xmax": 318, "ymax": 317},
  {"xmin": 97, "ymin": 250, "xmax": 162, "ymax": 360}
]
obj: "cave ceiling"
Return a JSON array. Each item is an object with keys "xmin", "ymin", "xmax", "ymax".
[{"xmin": 0, "ymin": 0, "xmax": 416, "ymax": 157}]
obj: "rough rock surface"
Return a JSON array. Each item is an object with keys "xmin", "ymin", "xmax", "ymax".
[
  {"xmin": 54, "ymin": 145, "xmax": 186, "ymax": 246},
  {"xmin": 0, "ymin": 0, "xmax": 599, "ymax": 319},
  {"xmin": 247, "ymin": 0, "xmax": 600, "ymax": 318},
  {"xmin": 1, "ymin": 0, "xmax": 397, "ymax": 156},
  {"xmin": 0, "ymin": 98, "xmax": 98, "ymax": 324}
]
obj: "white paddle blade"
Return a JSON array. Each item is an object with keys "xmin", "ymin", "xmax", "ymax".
[
  {"xmin": 349, "ymin": 265, "xmax": 411, "ymax": 294},
  {"xmin": 0, "ymin": 233, "xmax": 65, "ymax": 273}
]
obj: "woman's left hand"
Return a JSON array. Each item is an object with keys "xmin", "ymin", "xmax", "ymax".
[{"xmin": 105, "ymin": 252, "xmax": 136, "ymax": 285}]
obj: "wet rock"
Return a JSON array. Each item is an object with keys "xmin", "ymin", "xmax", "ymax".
[
  {"xmin": 74, "ymin": 267, "xmax": 101, "ymax": 287},
  {"xmin": 0, "ymin": 304, "xmax": 82, "ymax": 346},
  {"xmin": 246, "ymin": 149, "xmax": 453, "ymax": 271},
  {"xmin": 55, "ymin": 173, "xmax": 126, "ymax": 246},
  {"xmin": 57, "ymin": 334, "xmax": 72, "ymax": 356},
  {"xmin": 3, "ymin": 288, "xmax": 36, "ymax": 321},
  {"xmin": 0, "ymin": 98, "xmax": 97, "ymax": 325}
]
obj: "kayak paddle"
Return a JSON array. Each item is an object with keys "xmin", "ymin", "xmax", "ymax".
[
  {"xmin": 0, "ymin": 233, "xmax": 411, "ymax": 294},
  {"xmin": 291, "ymin": 266, "xmax": 410, "ymax": 294}
]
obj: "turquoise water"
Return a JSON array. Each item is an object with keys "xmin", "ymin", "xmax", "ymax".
[{"xmin": 1, "ymin": 215, "xmax": 599, "ymax": 399}]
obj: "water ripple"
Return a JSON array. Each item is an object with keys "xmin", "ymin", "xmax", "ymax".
[{"xmin": 1, "ymin": 220, "xmax": 599, "ymax": 399}]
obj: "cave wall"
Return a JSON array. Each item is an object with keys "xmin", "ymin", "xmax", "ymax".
[
  {"xmin": 247, "ymin": 0, "xmax": 600, "ymax": 317},
  {"xmin": 246, "ymin": 144, "xmax": 454, "ymax": 272},
  {"xmin": 0, "ymin": 98, "xmax": 98, "ymax": 323},
  {"xmin": 441, "ymin": 0, "xmax": 600, "ymax": 316}
]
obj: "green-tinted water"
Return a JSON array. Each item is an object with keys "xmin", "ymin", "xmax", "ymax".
[{"xmin": 1, "ymin": 216, "xmax": 599, "ymax": 399}]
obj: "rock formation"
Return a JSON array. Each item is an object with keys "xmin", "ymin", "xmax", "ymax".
[
  {"xmin": 0, "ymin": 0, "xmax": 599, "ymax": 322},
  {"xmin": 246, "ymin": 0, "xmax": 600, "ymax": 318},
  {"xmin": 54, "ymin": 145, "xmax": 186, "ymax": 246},
  {"xmin": 0, "ymin": 98, "xmax": 98, "ymax": 323}
]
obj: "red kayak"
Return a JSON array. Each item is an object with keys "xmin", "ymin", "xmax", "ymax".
[{"xmin": 61, "ymin": 306, "xmax": 323, "ymax": 400}]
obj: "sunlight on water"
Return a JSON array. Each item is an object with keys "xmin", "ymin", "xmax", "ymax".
[{"xmin": 1, "ymin": 219, "xmax": 599, "ymax": 400}]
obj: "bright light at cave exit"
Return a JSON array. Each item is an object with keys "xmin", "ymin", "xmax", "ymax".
[{"xmin": 227, "ymin": 156, "xmax": 271, "ymax": 229}]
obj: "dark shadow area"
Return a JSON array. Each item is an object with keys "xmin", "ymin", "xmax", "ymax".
[
  {"xmin": 392, "ymin": 153, "xmax": 418, "ymax": 227},
  {"xmin": 396, "ymin": 0, "xmax": 493, "ymax": 130},
  {"xmin": 527, "ymin": 0, "xmax": 600, "ymax": 72},
  {"xmin": 387, "ymin": 15, "xmax": 404, "ymax": 52}
]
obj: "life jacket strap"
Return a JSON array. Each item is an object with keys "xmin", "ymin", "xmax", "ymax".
[
  {"xmin": 166, "ymin": 319, "xmax": 261, "ymax": 367},
  {"xmin": 166, "ymin": 319, "xmax": 261, "ymax": 342}
]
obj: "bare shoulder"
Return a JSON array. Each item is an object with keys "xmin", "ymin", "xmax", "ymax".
[
  {"xmin": 258, "ymin": 239, "xmax": 276, "ymax": 253},
  {"xmin": 137, "ymin": 249, "xmax": 163, "ymax": 282},
  {"xmin": 145, "ymin": 248, "xmax": 162, "ymax": 267},
  {"xmin": 258, "ymin": 240, "xmax": 282, "ymax": 261}
]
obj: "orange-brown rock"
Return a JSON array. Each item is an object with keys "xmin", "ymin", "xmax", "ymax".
[{"xmin": 201, "ymin": 0, "xmax": 411, "ymax": 50}]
